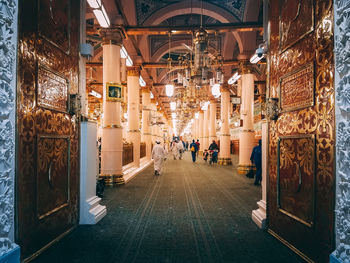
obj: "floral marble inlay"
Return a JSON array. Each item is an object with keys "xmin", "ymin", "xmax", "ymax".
[
  {"xmin": 334, "ymin": 0, "xmax": 350, "ymax": 261},
  {"xmin": 0, "ymin": 0, "xmax": 18, "ymax": 256}
]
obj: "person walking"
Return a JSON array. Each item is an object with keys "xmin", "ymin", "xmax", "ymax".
[
  {"xmin": 178, "ymin": 140, "xmax": 185, "ymax": 160},
  {"xmin": 208, "ymin": 140, "xmax": 219, "ymax": 163},
  {"xmin": 171, "ymin": 140, "xmax": 180, "ymax": 160},
  {"xmin": 250, "ymin": 139, "xmax": 262, "ymax": 185},
  {"xmin": 190, "ymin": 140, "xmax": 198, "ymax": 163},
  {"xmin": 151, "ymin": 140, "xmax": 166, "ymax": 176},
  {"xmin": 195, "ymin": 139, "xmax": 200, "ymax": 157}
]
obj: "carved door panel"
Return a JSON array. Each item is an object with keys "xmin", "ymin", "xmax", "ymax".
[
  {"xmin": 268, "ymin": 1, "xmax": 335, "ymax": 262},
  {"xmin": 17, "ymin": 0, "xmax": 80, "ymax": 259}
]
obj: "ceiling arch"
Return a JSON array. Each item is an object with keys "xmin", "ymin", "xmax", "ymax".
[{"xmin": 141, "ymin": 1, "xmax": 244, "ymax": 53}]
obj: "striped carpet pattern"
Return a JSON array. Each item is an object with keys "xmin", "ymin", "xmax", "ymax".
[{"xmin": 32, "ymin": 153, "xmax": 303, "ymax": 263}]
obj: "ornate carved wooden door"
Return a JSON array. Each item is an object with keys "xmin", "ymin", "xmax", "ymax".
[
  {"xmin": 17, "ymin": 0, "xmax": 80, "ymax": 259},
  {"xmin": 267, "ymin": 1, "xmax": 335, "ymax": 262}
]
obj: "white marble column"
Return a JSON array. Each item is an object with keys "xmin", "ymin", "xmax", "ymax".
[
  {"xmin": 150, "ymin": 100, "xmax": 157, "ymax": 144},
  {"xmin": 0, "ymin": 0, "xmax": 20, "ymax": 261},
  {"xmin": 332, "ymin": 2, "xmax": 350, "ymax": 262},
  {"xmin": 238, "ymin": 67, "xmax": 255, "ymax": 174},
  {"xmin": 199, "ymin": 111, "xmax": 204, "ymax": 153},
  {"xmin": 252, "ymin": 120, "xmax": 267, "ymax": 229},
  {"xmin": 218, "ymin": 87, "xmax": 232, "ymax": 165},
  {"xmin": 80, "ymin": 122, "xmax": 107, "ymax": 224},
  {"xmin": 191, "ymin": 120, "xmax": 195, "ymax": 140},
  {"xmin": 209, "ymin": 100, "xmax": 217, "ymax": 143},
  {"xmin": 195, "ymin": 118, "xmax": 199, "ymax": 141},
  {"xmin": 100, "ymin": 28, "xmax": 125, "ymax": 185},
  {"xmin": 203, "ymin": 109, "xmax": 209, "ymax": 150},
  {"xmin": 141, "ymin": 87, "xmax": 152, "ymax": 160},
  {"xmin": 127, "ymin": 66, "xmax": 141, "ymax": 167}
]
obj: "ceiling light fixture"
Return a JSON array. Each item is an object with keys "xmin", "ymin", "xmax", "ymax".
[
  {"xmin": 139, "ymin": 76, "xmax": 146, "ymax": 87},
  {"xmin": 228, "ymin": 72, "xmax": 241, "ymax": 85},
  {"xmin": 170, "ymin": 102, "xmax": 176, "ymax": 111},
  {"xmin": 87, "ymin": 0, "xmax": 101, "ymax": 9},
  {"xmin": 89, "ymin": 90, "xmax": 102, "ymax": 98},
  {"xmin": 89, "ymin": 0, "xmax": 110, "ymax": 28},
  {"xmin": 250, "ymin": 44, "xmax": 266, "ymax": 64},
  {"xmin": 166, "ymin": 84, "xmax": 174, "ymax": 97},
  {"xmin": 211, "ymin": 83, "xmax": 221, "ymax": 98}
]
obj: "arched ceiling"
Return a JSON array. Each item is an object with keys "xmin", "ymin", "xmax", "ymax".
[{"xmin": 86, "ymin": 0, "xmax": 263, "ymax": 134}]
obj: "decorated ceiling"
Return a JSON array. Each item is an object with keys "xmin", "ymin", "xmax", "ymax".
[
  {"xmin": 86, "ymin": 0, "xmax": 263, "ymax": 133},
  {"xmin": 135, "ymin": 0, "xmax": 247, "ymax": 24}
]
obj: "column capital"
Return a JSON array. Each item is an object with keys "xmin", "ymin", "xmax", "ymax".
[
  {"xmin": 99, "ymin": 27, "xmax": 125, "ymax": 46},
  {"xmin": 141, "ymin": 86, "xmax": 151, "ymax": 93},
  {"xmin": 238, "ymin": 60, "xmax": 255, "ymax": 75},
  {"xmin": 127, "ymin": 66, "xmax": 141, "ymax": 77},
  {"xmin": 210, "ymin": 99, "xmax": 217, "ymax": 104},
  {"xmin": 220, "ymin": 84, "xmax": 231, "ymax": 93}
]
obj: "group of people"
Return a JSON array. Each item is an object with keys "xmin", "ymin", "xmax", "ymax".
[
  {"xmin": 151, "ymin": 137, "xmax": 262, "ymax": 187},
  {"xmin": 151, "ymin": 138, "xmax": 189, "ymax": 176}
]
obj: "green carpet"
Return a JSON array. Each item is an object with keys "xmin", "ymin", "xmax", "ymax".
[{"xmin": 31, "ymin": 153, "xmax": 303, "ymax": 263}]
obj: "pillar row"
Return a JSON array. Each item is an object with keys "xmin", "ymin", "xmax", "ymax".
[
  {"xmin": 127, "ymin": 66, "xmax": 141, "ymax": 168},
  {"xmin": 209, "ymin": 100, "xmax": 217, "ymax": 143},
  {"xmin": 238, "ymin": 65, "xmax": 255, "ymax": 174},
  {"xmin": 203, "ymin": 109, "xmax": 209, "ymax": 151},
  {"xmin": 141, "ymin": 87, "xmax": 152, "ymax": 160},
  {"xmin": 218, "ymin": 87, "xmax": 232, "ymax": 165},
  {"xmin": 100, "ymin": 28, "xmax": 125, "ymax": 185},
  {"xmin": 199, "ymin": 111, "xmax": 204, "ymax": 153}
]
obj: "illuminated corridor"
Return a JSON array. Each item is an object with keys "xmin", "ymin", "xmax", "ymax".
[{"xmin": 32, "ymin": 154, "xmax": 301, "ymax": 263}]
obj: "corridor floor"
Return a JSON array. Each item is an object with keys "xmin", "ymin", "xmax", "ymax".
[{"xmin": 32, "ymin": 153, "xmax": 303, "ymax": 263}]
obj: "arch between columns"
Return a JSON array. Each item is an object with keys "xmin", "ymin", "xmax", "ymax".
[{"xmin": 141, "ymin": 2, "xmax": 244, "ymax": 56}]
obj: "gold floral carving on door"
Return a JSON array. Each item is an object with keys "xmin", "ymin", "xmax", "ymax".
[
  {"xmin": 36, "ymin": 136, "xmax": 70, "ymax": 220},
  {"xmin": 268, "ymin": 1, "xmax": 334, "ymax": 262},
  {"xmin": 17, "ymin": 0, "xmax": 80, "ymax": 259},
  {"xmin": 277, "ymin": 135, "xmax": 315, "ymax": 227}
]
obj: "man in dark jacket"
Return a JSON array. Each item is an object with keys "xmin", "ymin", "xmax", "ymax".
[
  {"xmin": 190, "ymin": 140, "xmax": 198, "ymax": 162},
  {"xmin": 250, "ymin": 140, "xmax": 262, "ymax": 185}
]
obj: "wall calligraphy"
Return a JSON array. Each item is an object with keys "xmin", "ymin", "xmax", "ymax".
[{"xmin": 280, "ymin": 63, "xmax": 314, "ymax": 112}]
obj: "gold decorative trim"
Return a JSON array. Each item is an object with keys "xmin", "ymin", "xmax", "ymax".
[
  {"xmin": 99, "ymin": 174, "xmax": 125, "ymax": 186},
  {"xmin": 106, "ymin": 82, "xmax": 123, "ymax": 102},
  {"xmin": 218, "ymin": 157, "xmax": 232, "ymax": 166},
  {"xmin": 220, "ymin": 134, "xmax": 231, "ymax": 137},
  {"xmin": 142, "ymin": 132, "xmax": 152, "ymax": 135},
  {"xmin": 128, "ymin": 130, "xmax": 140, "ymax": 133},
  {"xmin": 103, "ymin": 124, "xmax": 123, "ymax": 129},
  {"xmin": 268, "ymin": 229, "xmax": 315, "ymax": 263},
  {"xmin": 240, "ymin": 129, "xmax": 255, "ymax": 133},
  {"xmin": 237, "ymin": 164, "xmax": 255, "ymax": 175},
  {"xmin": 127, "ymin": 66, "xmax": 141, "ymax": 76},
  {"xmin": 23, "ymin": 227, "xmax": 76, "ymax": 263}
]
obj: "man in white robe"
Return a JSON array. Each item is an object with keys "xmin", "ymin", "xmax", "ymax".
[
  {"xmin": 171, "ymin": 140, "xmax": 180, "ymax": 160},
  {"xmin": 152, "ymin": 140, "xmax": 166, "ymax": 175},
  {"xmin": 178, "ymin": 140, "xmax": 185, "ymax": 160}
]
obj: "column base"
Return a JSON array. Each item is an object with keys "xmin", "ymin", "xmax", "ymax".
[
  {"xmin": 330, "ymin": 250, "xmax": 347, "ymax": 263},
  {"xmin": 0, "ymin": 241, "xmax": 20, "ymax": 263},
  {"xmin": 99, "ymin": 174, "xmax": 125, "ymax": 186},
  {"xmin": 252, "ymin": 200, "xmax": 267, "ymax": 229},
  {"xmin": 237, "ymin": 164, "xmax": 255, "ymax": 175},
  {"xmin": 218, "ymin": 157, "xmax": 232, "ymax": 165}
]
